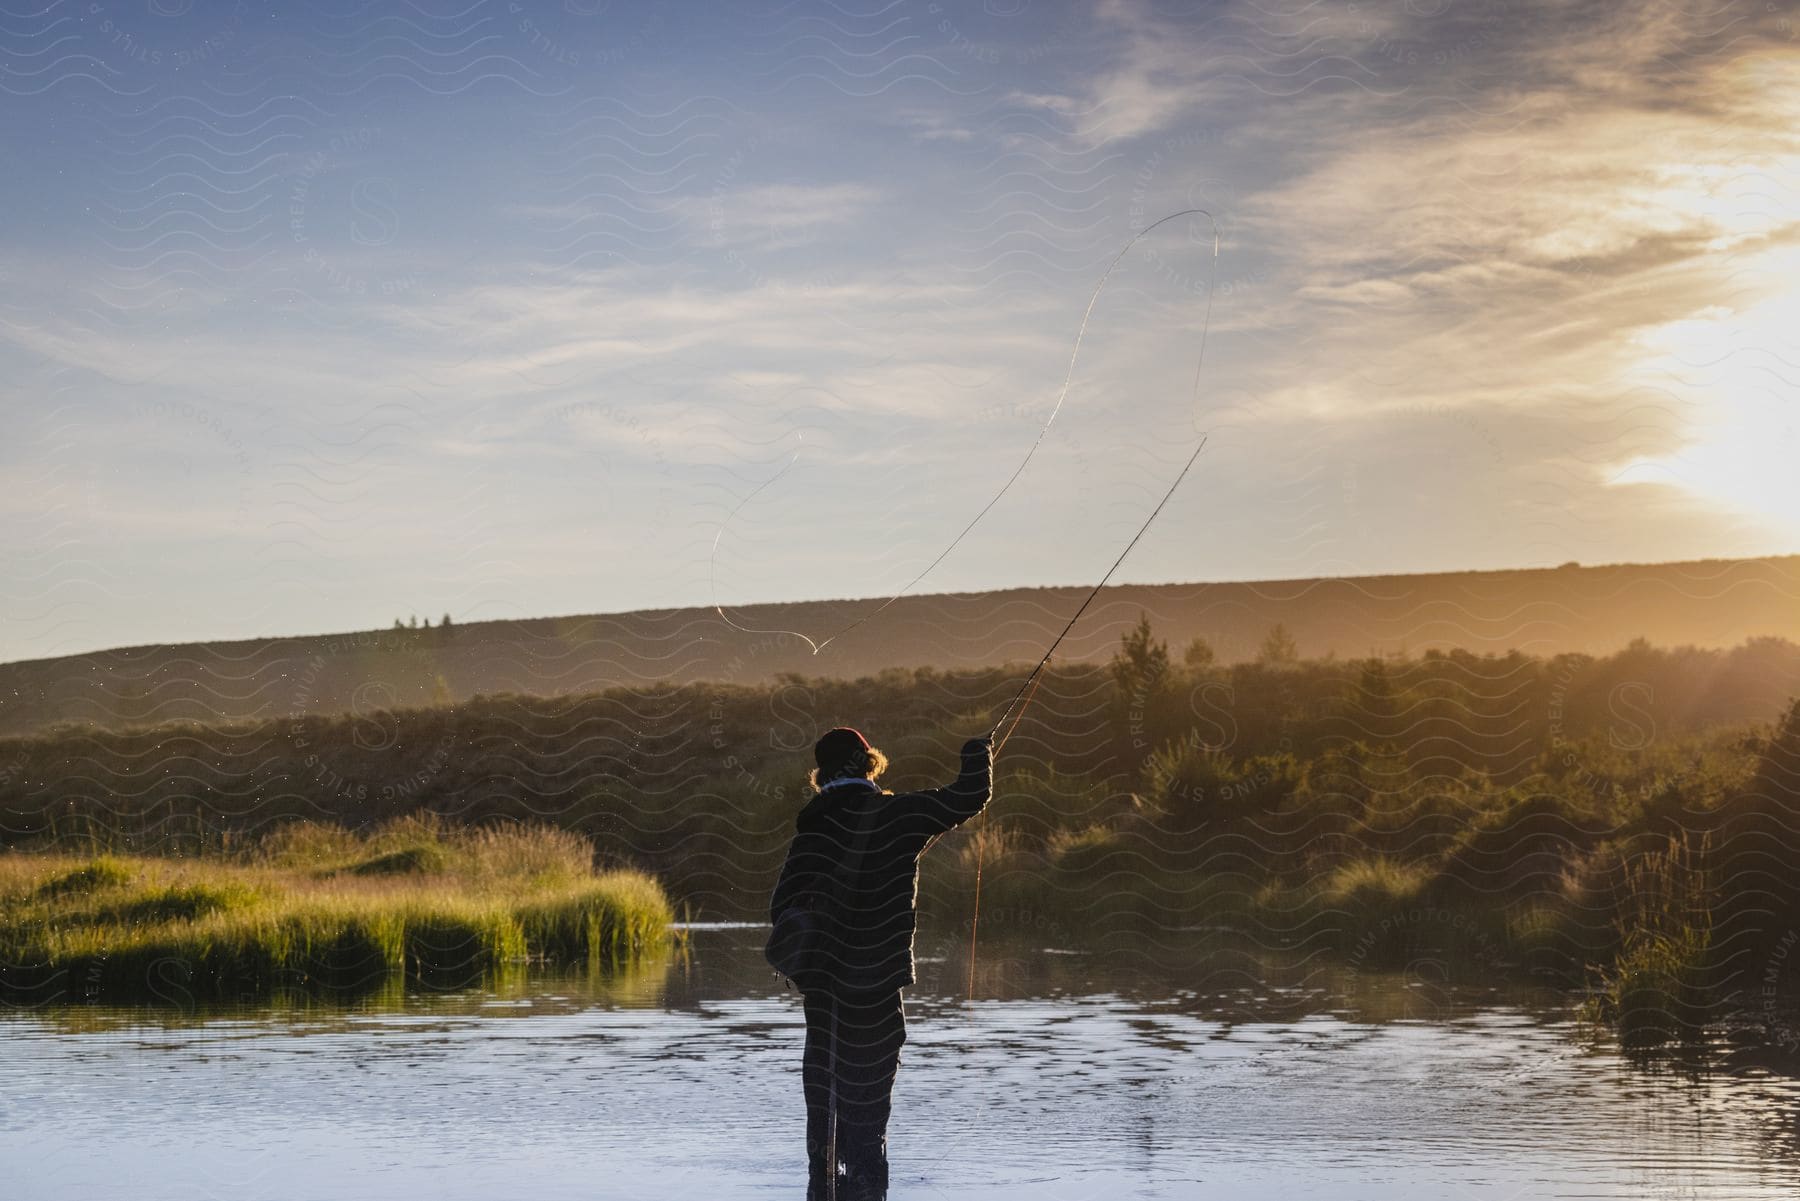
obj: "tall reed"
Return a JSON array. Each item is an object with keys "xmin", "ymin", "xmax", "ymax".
[{"xmin": 1579, "ymin": 831, "xmax": 1716, "ymax": 1046}]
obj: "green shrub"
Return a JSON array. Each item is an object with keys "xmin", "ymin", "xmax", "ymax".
[{"xmin": 1145, "ymin": 735, "xmax": 1303, "ymax": 831}]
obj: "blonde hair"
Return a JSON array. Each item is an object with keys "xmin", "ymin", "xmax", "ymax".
[{"xmin": 808, "ymin": 745, "xmax": 889, "ymax": 792}]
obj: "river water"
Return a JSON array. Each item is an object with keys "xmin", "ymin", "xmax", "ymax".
[{"xmin": 3, "ymin": 924, "xmax": 1798, "ymax": 1200}]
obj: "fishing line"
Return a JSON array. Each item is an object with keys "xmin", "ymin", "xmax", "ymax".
[
  {"xmin": 709, "ymin": 208, "xmax": 1221, "ymax": 657},
  {"xmin": 708, "ymin": 434, "xmax": 816, "ymax": 646},
  {"xmin": 826, "ymin": 994, "xmax": 840, "ymax": 1201}
]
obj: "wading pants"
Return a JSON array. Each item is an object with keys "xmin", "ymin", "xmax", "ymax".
[{"xmin": 802, "ymin": 988, "xmax": 906, "ymax": 1200}]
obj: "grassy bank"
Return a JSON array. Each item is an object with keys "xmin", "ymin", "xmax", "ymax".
[{"xmin": 0, "ymin": 818, "xmax": 674, "ymax": 1004}]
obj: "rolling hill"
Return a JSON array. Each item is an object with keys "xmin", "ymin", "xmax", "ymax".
[{"xmin": 2, "ymin": 554, "xmax": 1797, "ymax": 738}]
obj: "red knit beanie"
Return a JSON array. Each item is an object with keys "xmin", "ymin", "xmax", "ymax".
[{"xmin": 814, "ymin": 726, "xmax": 871, "ymax": 773}]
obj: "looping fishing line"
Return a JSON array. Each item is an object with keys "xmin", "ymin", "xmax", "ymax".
[
  {"xmin": 707, "ymin": 433, "xmax": 813, "ymax": 645},
  {"xmin": 962, "ymin": 212, "xmax": 1221, "ymax": 1003},
  {"xmin": 709, "ymin": 207, "xmax": 1222, "ymax": 661}
]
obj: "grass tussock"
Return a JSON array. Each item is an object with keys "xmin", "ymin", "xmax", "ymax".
[
  {"xmin": 99, "ymin": 880, "xmax": 261, "ymax": 925},
  {"xmin": 0, "ymin": 819, "xmax": 672, "ymax": 1005},
  {"xmin": 31, "ymin": 855, "xmax": 133, "ymax": 899},
  {"xmin": 1579, "ymin": 832, "xmax": 1716, "ymax": 1046},
  {"xmin": 253, "ymin": 814, "xmax": 595, "ymax": 887},
  {"xmin": 1321, "ymin": 857, "xmax": 1434, "ymax": 908},
  {"xmin": 349, "ymin": 844, "xmax": 451, "ymax": 877},
  {"xmin": 1046, "ymin": 824, "xmax": 1124, "ymax": 874}
]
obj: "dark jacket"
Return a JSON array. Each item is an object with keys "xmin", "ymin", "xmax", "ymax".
[{"xmin": 769, "ymin": 739, "xmax": 992, "ymax": 995}]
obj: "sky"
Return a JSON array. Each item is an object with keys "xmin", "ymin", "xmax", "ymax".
[{"xmin": 1, "ymin": 0, "xmax": 1796, "ymax": 663}]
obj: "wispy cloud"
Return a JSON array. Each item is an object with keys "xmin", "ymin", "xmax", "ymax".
[{"xmin": 0, "ymin": 0, "xmax": 1795, "ymax": 660}]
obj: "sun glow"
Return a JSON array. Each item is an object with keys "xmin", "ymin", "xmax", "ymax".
[{"xmin": 1612, "ymin": 246, "xmax": 1800, "ymax": 536}]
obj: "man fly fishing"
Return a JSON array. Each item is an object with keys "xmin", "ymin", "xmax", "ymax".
[
  {"xmin": 768, "ymin": 726, "xmax": 993, "ymax": 1201},
  {"xmin": 760, "ymin": 430, "xmax": 1203, "ymax": 1198}
]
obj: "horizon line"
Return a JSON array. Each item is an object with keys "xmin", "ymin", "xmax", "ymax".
[{"xmin": 5, "ymin": 550, "xmax": 1796, "ymax": 671}]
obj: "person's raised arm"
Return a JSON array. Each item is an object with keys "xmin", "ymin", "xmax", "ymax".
[{"xmin": 906, "ymin": 734, "xmax": 994, "ymax": 836}]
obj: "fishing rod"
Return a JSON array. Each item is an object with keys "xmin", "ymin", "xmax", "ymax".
[
  {"xmin": 911, "ymin": 425, "xmax": 1210, "ymax": 869},
  {"xmin": 964, "ymin": 434, "xmax": 1209, "ymax": 1000},
  {"xmin": 986, "ymin": 434, "xmax": 1210, "ymax": 753}
]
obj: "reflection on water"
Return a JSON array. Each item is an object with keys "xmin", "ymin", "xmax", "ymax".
[{"xmin": 3, "ymin": 928, "xmax": 1799, "ymax": 1200}]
